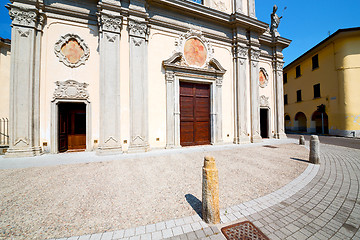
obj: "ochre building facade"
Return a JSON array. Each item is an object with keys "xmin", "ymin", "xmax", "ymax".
[
  {"xmin": 4, "ymin": 0, "xmax": 290, "ymax": 157},
  {"xmin": 283, "ymin": 27, "xmax": 360, "ymax": 138}
]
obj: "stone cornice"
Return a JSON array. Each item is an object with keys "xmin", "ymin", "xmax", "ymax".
[
  {"xmin": 42, "ymin": 0, "xmax": 98, "ymax": 24},
  {"xmin": 148, "ymin": 0, "xmax": 230, "ymax": 25},
  {"xmin": 259, "ymin": 34, "xmax": 291, "ymax": 49},
  {"xmin": 230, "ymin": 13, "xmax": 268, "ymax": 34}
]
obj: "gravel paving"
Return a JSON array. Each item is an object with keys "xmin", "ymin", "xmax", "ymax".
[{"xmin": 0, "ymin": 143, "xmax": 308, "ymax": 239}]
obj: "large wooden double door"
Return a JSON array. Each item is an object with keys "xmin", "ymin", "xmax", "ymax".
[
  {"xmin": 58, "ymin": 102, "xmax": 86, "ymax": 152},
  {"xmin": 180, "ymin": 82, "xmax": 211, "ymax": 146}
]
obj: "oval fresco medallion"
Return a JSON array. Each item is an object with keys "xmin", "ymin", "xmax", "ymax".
[
  {"xmin": 259, "ymin": 69, "xmax": 268, "ymax": 88},
  {"xmin": 61, "ymin": 39, "xmax": 84, "ymax": 64},
  {"xmin": 184, "ymin": 38, "xmax": 207, "ymax": 67}
]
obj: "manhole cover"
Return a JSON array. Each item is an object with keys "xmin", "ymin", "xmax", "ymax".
[{"xmin": 221, "ymin": 221, "xmax": 269, "ymax": 240}]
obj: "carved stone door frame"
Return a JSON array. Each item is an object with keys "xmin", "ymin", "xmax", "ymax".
[
  {"xmin": 163, "ymin": 54, "xmax": 226, "ymax": 148},
  {"xmin": 260, "ymin": 95, "xmax": 271, "ymax": 139},
  {"xmin": 51, "ymin": 99, "xmax": 92, "ymax": 154},
  {"xmin": 50, "ymin": 80, "xmax": 92, "ymax": 153}
]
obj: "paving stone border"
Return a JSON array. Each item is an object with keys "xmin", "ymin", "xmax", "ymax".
[{"xmin": 220, "ymin": 163, "xmax": 319, "ymax": 224}]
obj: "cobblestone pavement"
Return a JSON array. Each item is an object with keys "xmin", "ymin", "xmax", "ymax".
[
  {"xmin": 50, "ymin": 140, "xmax": 360, "ymax": 240},
  {"xmin": 244, "ymin": 143, "xmax": 360, "ymax": 240},
  {"xmin": 287, "ymin": 133, "xmax": 360, "ymax": 150}
]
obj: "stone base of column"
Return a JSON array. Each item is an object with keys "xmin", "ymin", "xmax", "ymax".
[
  {"xmin": 96, "ymin": 145, "xmax": 122, "ymax": 155},
  {"xmin": 165, "ymin": 144, "xmax": 181, "ymax": 149},
  {"xmin": 211, "ymin": 141, "xmax": 225, "ymax": 146},
  {"xmin": 5, "ymin": 146, "xmax": 42, "ymax": 158},
  {"xmin": 251, "ymin": 134, "xmax": 262, "ymax": 143},
  {"xmin": 238, "ymin": 135, "xmax": 251, "ymax": 144},
  {"xmin": 128, "ymin": 143, "xmax": 150, "ymax": 153},
  {"xmin": 275, "ymin": 132, "xmax": 287, "ymax": 139}
]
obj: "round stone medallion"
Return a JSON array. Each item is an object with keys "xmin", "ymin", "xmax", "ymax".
[{"xmin": 184, "ymin": 38, "xmax": 207, "ymax": 67}]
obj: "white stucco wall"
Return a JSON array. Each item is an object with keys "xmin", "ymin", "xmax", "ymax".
[
  {"xmin": 0, "ymin": 43, "xmax": 10, "ymax": 120},
  {"xmin": 148, "ymin": 30, "xmax": 173, "ymax": 148},
  {"xmin": 212, "ymin": 42, "xmax": 234, "ymax": 143},
  {"xmin": 40, "ymin": 18, "xmax": 100, "ymax": 151}
]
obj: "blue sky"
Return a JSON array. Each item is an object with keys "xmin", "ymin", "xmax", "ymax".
[
  {"xmin": 1, "ymin": 0, "xmax": 360, "ymax": 65},
  {"xmin": 256, "ymin": 0, "xmax": 360, "ymax": 64}
]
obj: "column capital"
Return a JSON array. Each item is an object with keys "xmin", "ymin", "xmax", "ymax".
[
  {"xmin": 250, "ymin": 48, "xmax": 260, "ymax": 67},
  {"xmin": 128, "ymin": 18, "xmax": 149, "ymax": 39},
  {"xmin": 165, "ymin": 71, "xmax": 175, "ymax": 82},
  {"xmin": 232, "ymin": 44, "xmax": 248, "ymax": 59},
  {"xmin": 275, "ymin": 61, "xmax": 284, "ymax": 71},
  {"xmin": 216, "ymin": 76, "xmax": 223, "ymax": 86},
  {"xmin": 97, "ymin": 11, "xmax": 123, "ymax": 33},
  {"xmin": 7, "ymin": 4, "xmax": 44, "ymax": 29},
  {"xmin": 250, "ymin": 48, "xmax": 260, "ymax": 61}
]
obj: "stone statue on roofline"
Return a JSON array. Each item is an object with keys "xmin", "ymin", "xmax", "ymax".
[{"xmin": 270, "ymin": 5, "xmax": 282, "ymax": 37}]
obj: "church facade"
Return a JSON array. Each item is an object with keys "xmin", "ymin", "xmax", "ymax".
[{"xmin": 5, "ymin": 0, "xmax": 290, "ymax": 157}]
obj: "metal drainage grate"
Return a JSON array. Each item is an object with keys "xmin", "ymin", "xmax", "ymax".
[{"xmin": 221, "ymin": 221, "xmax": 269, "ymax": 240}]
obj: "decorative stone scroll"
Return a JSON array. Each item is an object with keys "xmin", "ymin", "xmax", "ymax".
[
  {"xmin": 174, "ymin": 29, "xmax": 214, "ymax": 69},
  {"xmin": 260, "ymin": 95, "xmax": 269, "ymax": 107},
  {"xmin": 259, "ymin": 67, "xmax": 269, "ymax": 88},
  {"xmin": 54, "ymin": 33, "xmax": 90, "ymax": 68},
  {"xmin": 53, "ymin": 80, "xmax": 89, "ymax": 100}
]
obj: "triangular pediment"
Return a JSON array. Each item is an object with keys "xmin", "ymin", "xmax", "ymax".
[{"xmin": 163, "ymin": 52, "xmax": 226, "ymax": 75}]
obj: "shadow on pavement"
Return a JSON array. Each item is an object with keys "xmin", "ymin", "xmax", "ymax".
[
  {"xmin": 185, "ymin": 194, "xmax": 202, "ymax": 218},
  {"xmin": 290, "ymin": 157, "xmax": 309, "ymax": 163}
]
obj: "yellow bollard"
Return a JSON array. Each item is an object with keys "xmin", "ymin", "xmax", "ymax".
[{"xmin": 202, "ymin": 156, "xmax": 220, "ymax": 224}]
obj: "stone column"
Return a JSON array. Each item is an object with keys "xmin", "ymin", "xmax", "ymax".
[
  {"xmin": 234, "ymin": 44, "xmax": 250, "ymax": 144},
  {"xmin": 248, "ymin": 0, "xmax": 256, "ymax": 18},
  {"xmin": 165, "ymin": 70, "xmax": 177, "ymax": 148},
  {"xmin": 249, "ymin": 47, "xmax": 262, "ymax": 143},
  {"xmin": 97, "ymin": 9, "xmax": 123, "ymax": 154},
  {"xmin": 5, "ymin": 2, "xmax": 44, "ymax": 157},
  {"xmin": 274, "ymin": 60, "xmax": 287, "ymax": 139},
  {"xmin": 215, "ymin": 77, "xmax": 223, "ymax": 144},
  {"xmin": 233, "ymin": 0, "xmax": 243, "ymax": 13},
  {"xmin": 128, "ymin": 18, "xmax": 150, "ymax": 152}
]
